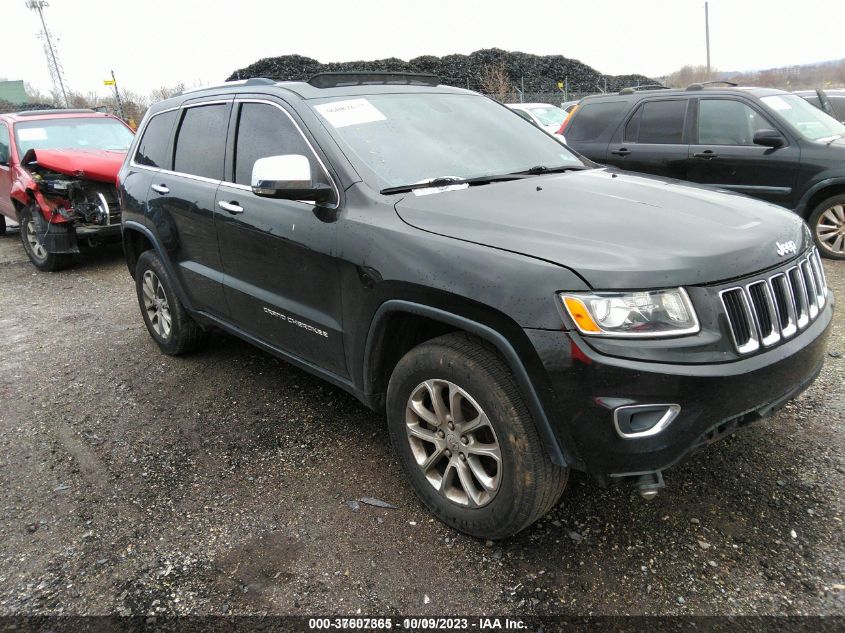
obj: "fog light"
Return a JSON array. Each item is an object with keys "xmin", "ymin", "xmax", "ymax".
[{"xmin": 613, "ymin": 404, "xmax": 680, "ymax": 439}]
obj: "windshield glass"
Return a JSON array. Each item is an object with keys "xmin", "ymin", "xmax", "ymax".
[
  {"xmin": 761, "ymin": 94, "xmax": 845, "ymax": 141},
  {"xmin": 14, "ymin": 117, "xmax": 134, "ymax": 156},
  {"xmin": 312, "ymin": 93, "xmax": 584, "ymax": 188},
  {"xmin": 527, "ymin": 105, "xmax": 568, "ymax": 127}
]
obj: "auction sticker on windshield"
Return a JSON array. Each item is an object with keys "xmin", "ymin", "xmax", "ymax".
[
  {"xmin": 17, "ymin": 128, "xmax": 48, "ymax": 141},
  {"xmin": 315, "ymin": 99, "xmax": 386, "ymax": 128}
]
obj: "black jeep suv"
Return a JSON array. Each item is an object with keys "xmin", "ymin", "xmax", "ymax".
[
  {"xmin": 118, "ymin": 73, "xmax": 833, "ymax": 539},
  {"xmin": 561, "ymin": 84, "xmax": 845, "ymax": 259}
]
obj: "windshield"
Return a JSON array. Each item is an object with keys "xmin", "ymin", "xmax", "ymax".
[
  {"xmin": 527, "ymin": 105, "xmax": 568, "ymax": 127},
  {"xmin": 761, "ymin": 94, "xmax": 845, "ymax": 141},
  {"xmin": 312, "ymin": 93, "xmax": 584, "ymax": 188},
  {"xmin": 14, "ymin": 117, "xmax": 134, "ymax": 156}
]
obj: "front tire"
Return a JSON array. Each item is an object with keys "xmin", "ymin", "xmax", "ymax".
[
  {"xmin": 809, "ymin": 194, "xmax": 845, "ymax": 260},
  {"xmin": 386, "ymin": 333, "xmax": 568, "ymax": 540},
  {"xmin": 134, "ymin": 250, "xmax": 206, "ymax": 355},
  {"xmin": 19, "ymin": 206, "xmax": 72, "ymax": 271}
]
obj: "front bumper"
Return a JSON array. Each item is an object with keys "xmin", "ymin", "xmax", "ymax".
[{"xmin": 526, "ymin": 291, "xmax": 834, "ymax": 482}]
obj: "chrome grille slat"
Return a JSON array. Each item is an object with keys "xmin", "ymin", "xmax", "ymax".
[
  {"xmin": 746, "ymin": 280, "xmax": 780, "ymax": 347},
  {"xmin": 721, "ymin": 252, "xmax": 827, "ymax": 355}
]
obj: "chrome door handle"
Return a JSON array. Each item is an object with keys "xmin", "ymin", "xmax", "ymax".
[
  {"xmin": 218, "ymin": 200, "xmax": 244, "ymax": 214},
  {"xmin": 150, "ymin": 184, "xmax": 169, "ymax": 194}
]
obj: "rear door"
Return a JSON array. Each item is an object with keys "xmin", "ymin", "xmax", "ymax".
[
  {"xmin": 0, "ymin": 122, "xmax": 12, "ymax": 218},
  {"xmin": 146, "ymin": 99, "xmax": 232, "ymax": 314},
  {"xmin": 606, "ymin": 98, "xmax": 691, "ymax": 179},
  {"xmin": 214, "ymin": 97, "xmax": 347, "ymax": 376},
  {"xmin": 686, "ymin": 97, "xmax": 800, "ymax": 207}
]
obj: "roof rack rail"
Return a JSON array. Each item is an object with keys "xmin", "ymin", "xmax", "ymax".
[
  {"xmin": 686, "ymin": 80, "xmax": 739, "ymax": 90},
  {"xmin": 14, "ymin": 108, "xmax": 95, "ymax": 116},
  {"xmin": 307, "ymin": 72, "xmax": 440, "ymax": 89},
  {"xmin": 618, "ymin": 84, "xmax": 669, "ymax": 95},
  {"xmin": 179, "ymin": 77, "xmax": 277, "ymax": 96}
]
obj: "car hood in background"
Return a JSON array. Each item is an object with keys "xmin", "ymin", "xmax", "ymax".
[
  {"xmin": 21, "ymin": 148, "xmax": 126, "ymax": 184},
  {"xmin": 394, "ymin": 168, "xmax": 809, "ymax": 289}
]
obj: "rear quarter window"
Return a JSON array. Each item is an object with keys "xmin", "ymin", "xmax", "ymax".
[
  {"xmin": 566, "ymin": 101, "xmax": 628, "ymax": 142},
  {"xmin": 135, "ymin": 110, "xmax": 177, "ymax": 169}
]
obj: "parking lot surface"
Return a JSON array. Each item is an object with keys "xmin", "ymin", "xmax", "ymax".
[{"xmin": 0, "ymin": 232, "xmax": 843, "ymax": 616}]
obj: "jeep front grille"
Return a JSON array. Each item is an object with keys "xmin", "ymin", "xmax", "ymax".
[{"xmin": 719, "ymin": 248, "xmax": 828, "ymax": 355}]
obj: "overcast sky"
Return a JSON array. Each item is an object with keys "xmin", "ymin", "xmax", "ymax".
[{"xmin": 3, "ymin": 0, "xmax": 843, "ymax": 98}]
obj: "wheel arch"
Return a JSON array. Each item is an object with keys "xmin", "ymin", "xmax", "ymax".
[
  {"xmin": 121, "ymin": 220, "xmax": 195, "ymax": 312},
  {"xmin": 797, "ymin": 178, "xmax": 845, "ymax": 218},
  {"xmin": 363, "ymin": 299, "xmax": 568, "ymax": 467}
]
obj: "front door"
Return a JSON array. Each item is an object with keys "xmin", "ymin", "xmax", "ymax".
[
  {"xmin": 686, "ymin": 98, "xmax": 800, "ymax": 207},
  {"xmin": 215, "ymin": 99, "xmax": 346, "ymax": 376}
]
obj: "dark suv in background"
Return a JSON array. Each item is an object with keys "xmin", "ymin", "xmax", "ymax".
[
  {"xmin": 561, "ymin": 84, "xmax": 845, "ymax": 259},
  {"xmin": 119, "ymin": 74, "xmax": 833, "ymax": 539}
]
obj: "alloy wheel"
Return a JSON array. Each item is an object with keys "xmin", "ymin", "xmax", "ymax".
[
  {"xmin": 404, "ymin": 379, "xmax": 502, "ymax": 508},
  {"xmin": 142, "ymin": 270, "xmax": 172, "ymax": 339},
  {"xmin": 24, "ymin": 219, "xmax": 48, "ymax": 262},
  {"xmin": 816, "ymin": 203, "xmax": 845, "ymax": 256}
]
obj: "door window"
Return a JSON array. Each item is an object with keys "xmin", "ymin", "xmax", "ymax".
[
  {"xmin": 0, "ymin": 123, "xmax": 10, "ymax": 165},
  {"xmin": 134, "ymin": 110, "xmax": 177, "ymax": 169},
  {"xmin": 632, "ymin": 100, "xmax": 687, "ymax": 144},
  {"xmin": 565, "ymin": 101, "xmax": 628, "ymax": 142},
  {"xmin": 698, "ymin": 99, "xmax": 771, "ymax": 145},
  {"xmin": 173, "ymin": 104, "xmax": 229, "ymax": 179},
  {"xmin": 232, "ymin": 102, "xmax": 324, "ymax": 187},
  {"xmin": 829, "ymin": 96, "xmax": 845, "ymax": 121}
]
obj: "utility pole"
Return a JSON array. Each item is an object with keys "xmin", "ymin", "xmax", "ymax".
[
  {"xmin": 705, "ymin": 1, "xmax": 712, "ymax": 80},
  {"xmin": 110, "ymin": 70, "xmax": 125, "ymax": 120},
  {"xmin": 26, "ymin": 0, "xmax": 69, "ymax": 107}
]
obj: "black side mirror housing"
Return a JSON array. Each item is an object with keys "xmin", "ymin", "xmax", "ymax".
[{"xmin": 753, "ymin": 129, "xmax": 785, "ymax": 148}]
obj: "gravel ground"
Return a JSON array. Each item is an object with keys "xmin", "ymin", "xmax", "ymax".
[{"xmin": 0, "ymin": 230, "xmax": 843, "ymax": 617}]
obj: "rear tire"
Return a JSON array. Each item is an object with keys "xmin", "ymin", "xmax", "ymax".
[
  {"xmin": 386, "ymin": 332, "xmax": 568, "ymax": 540},
  {"xmin": 134, "ymin": 250, "xmax": 206, "ymax": 355},
  {"xmin": 809, "ymin": 194, "xmax": 845, "ymax": 260},
  {"xmin": 19, "ymin": 205, "xmax": 72, "ymax": 271}
]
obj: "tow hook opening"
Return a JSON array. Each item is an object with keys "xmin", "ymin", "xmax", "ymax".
[{"xmin": 635, "ymin": 472, "xmax": 664, "ymax": 500}]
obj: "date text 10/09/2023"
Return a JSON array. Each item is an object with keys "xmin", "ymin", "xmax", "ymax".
[{"xmin": 307, "ymin": 617, "xmax": 527, "ymax": 630}]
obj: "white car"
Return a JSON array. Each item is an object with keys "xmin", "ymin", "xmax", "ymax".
[{"xmin": 506, "ymin": 102, "xmax": 569, "ymax": 134}]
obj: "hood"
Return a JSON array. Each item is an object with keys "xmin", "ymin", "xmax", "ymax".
[
  {"xmin": 22, "ymin": 148, "xmax": 126, "ymax": 184},
  {"xmin": 394, "ymin": 168, "xmax": 809, "ymax": 289}
]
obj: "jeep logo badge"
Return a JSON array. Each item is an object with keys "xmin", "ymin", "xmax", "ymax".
[{"xmin": 776, "ymin": 240, "xmax": 797, "ymax": 257}]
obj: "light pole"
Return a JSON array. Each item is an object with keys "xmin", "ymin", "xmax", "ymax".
[{"xmin": 705, "ymin": 1, "xmax": 712, "ymax": 80}]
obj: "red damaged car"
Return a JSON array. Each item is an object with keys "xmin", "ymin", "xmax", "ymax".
[{"xmin": 0, "ymin": 108, "xmax": 134, "ymax": 270}]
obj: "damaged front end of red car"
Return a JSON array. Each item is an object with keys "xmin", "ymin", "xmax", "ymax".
[{"xmin": 16, "ymin": 147, "xmax": 124, "ymax": 254}]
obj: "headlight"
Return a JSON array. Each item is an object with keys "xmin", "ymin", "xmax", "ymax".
[{"xmin": 560, "ymin": 288, "xmax": 699, "ymax": 338}]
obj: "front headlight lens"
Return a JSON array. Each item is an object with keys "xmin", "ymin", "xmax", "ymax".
[{"xmin": 560, "ymin": 288, "xmax": 699, "ymax": 337}]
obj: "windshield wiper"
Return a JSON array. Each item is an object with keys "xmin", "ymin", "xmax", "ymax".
[
  {"xmin": 380, "ymin": 173, "xmax": 527, "ymax": 195},
  {"xmin": 512, "ymin": 164, "xmax": 589, "ymax": 176}
]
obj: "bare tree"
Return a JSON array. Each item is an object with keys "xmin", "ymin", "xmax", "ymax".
[{"xmin": 480, "ymin": 64, "xmax": 514, "ymax": 102}]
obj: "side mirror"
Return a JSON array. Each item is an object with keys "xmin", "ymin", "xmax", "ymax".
[
  {"xmin": 251, "ymin": 154, "xmax": 333, "ymax": 203},
  {"xmin": 753, "ymin": 129, "xmax": 785, "ymax": 148}
]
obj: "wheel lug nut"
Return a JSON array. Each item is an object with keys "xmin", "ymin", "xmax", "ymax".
[
  {"xmin": 447, "ymin": 422, "xmax": 454, "ymax": 430},
  {"xmin": 459, "ymin": 453, "xmax": 466, "ymax": 461},
  {"xmin": 444, "ymin": 449, "xmax": 452, "ymax": 458},
  {"xmin": 460, "ymin": 435, "xmax": 468, "ymax": 444},
  {"xmin": 437, "ymin": 430, "xmax": 445, "ymax": 438}
]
